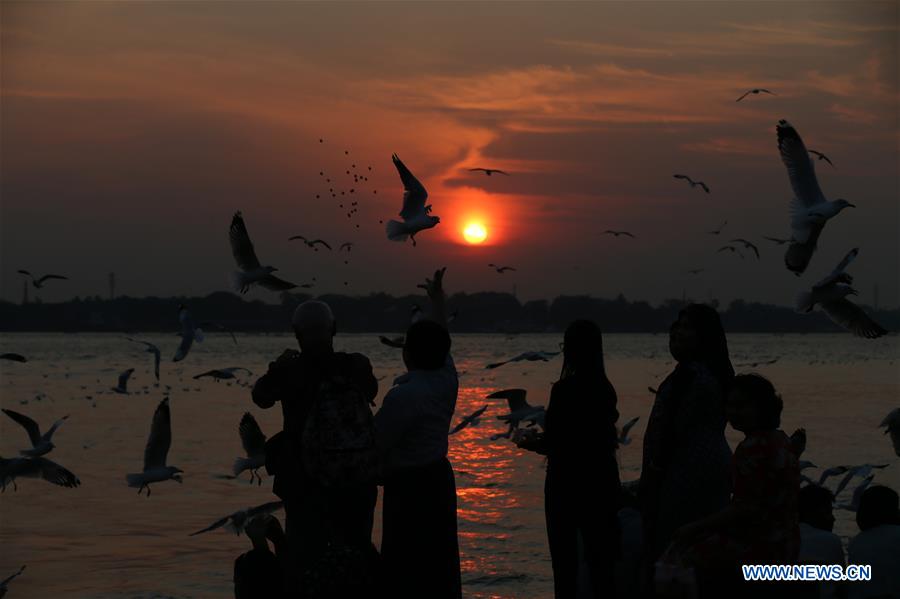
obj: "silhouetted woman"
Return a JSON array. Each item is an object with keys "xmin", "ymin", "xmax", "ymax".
[
  {"xmin": 639, "ymin": 304, "xmax": 734, "ymax": 582},
  {"xmin": 519, "ymin": 319, "xmax": 621, "ymax": 598}
]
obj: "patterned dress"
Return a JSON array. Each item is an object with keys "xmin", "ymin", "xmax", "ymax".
[{"xmin": 685, "ymin": 429, "xmax": 801, "ymax": 567}]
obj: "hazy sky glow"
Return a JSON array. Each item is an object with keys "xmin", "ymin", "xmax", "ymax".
[{"xmin": 2, "ymin": 1, "xmax": 898, "ymax": 306}]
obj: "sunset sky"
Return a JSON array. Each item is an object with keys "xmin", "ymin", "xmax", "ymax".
[{"xmin": 2, "ymin": 1, "xmax": 898, "ymax": 307}]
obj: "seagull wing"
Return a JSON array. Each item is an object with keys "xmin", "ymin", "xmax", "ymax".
[
  {"xmin": 144, "ymin": 398, "xmax": 172, "ymax": 470},
  {"xmin": 36, "ymin": 274, "xmax": 68, "ymax": 285},
  {"xmin": 468, "ymin": 168, "xmax": 486, "ymax": 173},
  {"xmin": 239, "ymin": 412, "xmax": 267, "ymax": 457},
  {"xmin": 44, "ymin": 415, "xmax": 69, "ymax": 442},
  {"xmin": 2, "ymin": 409, "xmax": 42, "ymax": 447},
  {"xmin": 257, "ymin": 274, "xmax": 297, "ymax": 291},
  {"xmin": 392, "ymin": 154, "xmax": 428, "ymax": 219},
  {"xmin": 189, "ymin": 515, "xmax": 231, "ymax": 536},
  {"xmin": 620, "ymin": 416, "xmax": 640, "ymax": 437},
  {"xmin": 784, "ymin": 225, "xmax": 823, "ymax": 275},
  {"xmin": 735, "ymin": 90, "xmax": 751, "ymax": 102},
  {"xmin": 487, "ymin": 388, "xmax": 529, "ymax": 411},
  {"xmin": 118, "ymin": 368, "xmax": 134, "ymax": 390},
  {"xmin": 699, "ymin": 182, "xmax": 710, "ymax": 193},
  {"xmin": 229, "ymin": 211, "xmax": 262, "ymax": 271},
  {"xmin": 777, "ymin": 120, "xmax": 825, "ymax": 209},
  {"xmin": 814, "ymin": 248, "xmax": 859, "ymax": 288},
  {"xmin": 30, "ymin": 457, "xmax": 80, "ymax": 488},
  {"xmin": 821, "ymin": 298, "xmax": 888, "ymax": 339},
  {"xmin": 173, "ymin": 333, "xmax": 194, "ymax": 362},
  {"xmin": 494, "ymin": 170, "xmax": 510, "ymax": 175}
]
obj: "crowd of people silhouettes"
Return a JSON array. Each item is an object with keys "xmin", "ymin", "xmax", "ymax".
[{"xmin": 233, "ymin": 267, "xmax": 898, "ymax": 599}]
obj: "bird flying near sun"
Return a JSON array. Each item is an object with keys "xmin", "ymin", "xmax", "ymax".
[{"xmin": 463, "ymin": 222, "xmax": 487, "ymax": 244}]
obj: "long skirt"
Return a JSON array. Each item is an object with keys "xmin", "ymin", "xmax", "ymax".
[{"xmin": 381, "ymin": 458, "xmax": 462, "ymax": 599}]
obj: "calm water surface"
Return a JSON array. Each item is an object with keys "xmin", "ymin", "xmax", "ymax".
[{"xmin": 1, "ymin": 333, "xmax": 898, "ymax": 598}]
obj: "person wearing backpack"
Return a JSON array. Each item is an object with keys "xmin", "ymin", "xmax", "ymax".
[
  {"xmin": 252, "ymin": 300, "xmax": 380, "ymax": 596},
  {"xmin": 375, "ymin": 267, "xmax": 462, "ymax": 599}
]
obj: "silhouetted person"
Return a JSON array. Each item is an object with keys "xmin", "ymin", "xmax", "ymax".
[
  {"xmin": 375, "ymin": 268, "xmax": 462, "ymax": 599},
  {"xmin": 639, "ymin": 304, "xmax": 734, "ymax": 583},
  {"xmin": 669, "ymin": 374, "xmax": 800, "ymax": 598},
  {"xmin": 848, "ymin": 485, "xmax": 900, "ymax": 599},
  {"xmin": 517, "ymin": 319, "xmax": 621, "ymax": 598},
  {"xmin": 798, "ymin": 485, "xmax": 845, "ymax": 599},
  {"xmin": 252, "ymin": 300, "xmax": 379, "ymax": 595},
  {"xmin": 234, "ymin": 515, "xmax": 287, "ymax": 599}
]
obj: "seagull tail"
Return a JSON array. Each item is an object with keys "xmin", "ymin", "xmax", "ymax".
[
  {"xmin": 385, "ymin": 220, "xmax": 409, "ymax": 242},
  {"xmin": 232, "ymin": 457, "xmax": 252, "ymax": 477},
  {"xmin": 795, "ymin": 290, "xmax": 814, "ymax": 313},
  {"xmin": 126, "ymin": 473, "xmax": 144, "ymax": 488}
]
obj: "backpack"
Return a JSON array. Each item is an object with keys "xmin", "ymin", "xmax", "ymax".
[{"xmin": 301, "ymin": 369, "xmax": 378, "ymax": 488}]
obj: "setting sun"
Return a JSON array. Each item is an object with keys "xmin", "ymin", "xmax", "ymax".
[{"xmin": 463, "ymin": 222, "xmax": 488, "ymax": 244}]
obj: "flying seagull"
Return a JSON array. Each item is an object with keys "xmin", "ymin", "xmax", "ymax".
[
  {"xmin": 603, "ymin": 230, "xmax": 635, "ymax": 238},
  {"xmin": 736, "ymin": 88, "xmax": 776, "ymax": 102},
  {"xmin": 488, "ymin": 263, "xmax": 516, "ymax": 273},
  {"xmin": 833, "ymin": 464, "xmax": 889, "ymax": 497},
  {"xmin": 288, "ymin": 236, "xmax": 332, "ymax": 251},
  {"xmin": 0, "ymin": 565, "xmax": 26, "ymax": 596},
  {"xmin": 16, "ymin": 270, "xmax": 68, "ymax": 289},
  {"xmin": 2, "ymin": 409, "xmax": 69, "ymax": 457},
  {"xmin": 385, "ymin": 154, "xmax": 440, "ymax": 247},
  {"xmin": 707, "ymin": 221, "xmax": 727, "ymax": 235},
  {"xmin": 449, "ymin": 405, "xmax": 489, "ymax": 435},
  {"xmin": 189, "ymin": 501, "xmax": 284, "ymax": 536},
  {"xmin": 232, "ymin": 412, "xmax": 266, "ymax": 485},
  {"xmin": 229, "ymin": 211, "xmax": 297, "ymax": 293},
  {"xmin": 173, "ymin": 305, "xmax": 204, "ymax": 362},
  {"xmin": 126, "ymin": 397, "xmax": 183, "ymax": 496},
  {"xmin": 795, "ymin": 248, "xmax": 887, "ymax": 338},
  {"xmin": 776, "ymin": 120, "xmax": 855, "ymax": 275},
  {"xmin": 673, "ymin": 174, "xmax": 710, "ymax": 193},
  {"xmin": 193, "ymin": 367, "xmax": 253, "ymax": 381},
  {"xmin": 1, "ymin": 455, "xmax": 81, "ymax": 491},
  {"xmin": 125, "ymin": 337, "xmax": 161, "ymax": 381},
  {"xmin": 729, "ymin": 238, "xmax": 760, "ymax": 259},
  {"xmin": 717, "ymin": 245, "xmax": 744, "ymax": 258},
  {"xmin": 486, "ymin": 350, "xmax": 561, "ymax": 370},
  {"xmin": 469, "ymin": 168, "xmax": 509, "ymax": 176},
  {"xmin": 0, "ymin": 353, "xmax": 27, "ymax": 362},
  {"xmin": 808, "ymin": 150, "xmax": 834, "ymax": 167},
  {"xmin": 835, "ymin": 475, "xmax": 875, "ymax": 512},
  {"xmin": 879, "ymin": 408, "xmax": 900, "ymax": 457},
  {"xmin": 617, "ymin": 416, "xmax": 640, "ymax": 446},
  {"xmin": 762, "ymin": 236, "xmax": 794, "ymax": 246},
  {"xmin": 489, "ymin": 389, "xmax": 546, "ymax": 439},
  {"xmin": 111, "ymin": 368, "xmax": 135, "ymax": 394}
]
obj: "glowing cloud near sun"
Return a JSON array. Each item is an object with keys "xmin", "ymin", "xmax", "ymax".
[{"xmin": 463, "ymin": 222, "xmax": 488, "ymax": 244}]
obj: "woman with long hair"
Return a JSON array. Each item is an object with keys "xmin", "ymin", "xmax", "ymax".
[
  {"xmin": 519, "ymin": 319, "xmax": 621, "ymax": 598},
  {"xmin": 639, "ymin": 304, "xmax": 735, "ymax": 586}
]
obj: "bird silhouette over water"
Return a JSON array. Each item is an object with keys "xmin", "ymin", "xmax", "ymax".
[
  {"xmin": 776, "ymin": 120, "xmax": 855, "ymax": 275},
  {"xmin": 449, "ymin": 405, "xmax": 489, "ymax": 435},
  {"xmin": 189, "ymin": 501, "xmax": 284, "ymax": 536},
  {"xmin": 795, "ymin": 248, "xmax": 887, "ymax": 338},
  {"xmin": 603, "ymin": 230, "xmax": 635, "ymax": 238},
  {"xmin": 125, "ymin": 337, "xmax": 161, "ymax": 381},
  {"xmin": 229, "ymin": 211, "xmax": 297, "ymax": 293},
  {"xmin": 193, "ymin": 367, "xmax": 252, "ymax": 381},
  {"xmin": 735, "ymin": 88, "xmax": 776, "ymax": 102},
  {"xmin": 126, "ymin": 398, "xmax": 183, "ymax": 496},
  {"xmin": 2, "ymin": 409, "xmax": 69, "ymax": 457},
  {"xmin": 232, "ymin": 413, "xmax": 267, "ymax": 485},
  {"xmin": 673, "ymin": 174, "xmax": 710, "ymax": 193},
  {"xmin": 17, "ymin": 270, "xmax": 68, "ymax": 289},
  {"xmin": 385, "ymin": 154, "xmax": 440, "ymax": 247},
  {"xmin": 289, "ymin": 236, "xmax": 332, "ymax": 251},
  {"xmin": 173, "ymin": 305, "xmax": 204, "ymax": 362},
  {"xmin": 111, "ymin": 368, "xmax": 135, "ymax": 394},
  {"xmin": 729, "ymin": 238, "xmax": 760, "ymax": 259},
  {"xmin": 486, "ymin": 350, "xmax": 561, "ymax": 369}
]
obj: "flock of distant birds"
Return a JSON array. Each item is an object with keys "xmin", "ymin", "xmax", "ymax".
[{"xmin": 1, "ymin": 87, "xmax": 897, "ymax": 594}]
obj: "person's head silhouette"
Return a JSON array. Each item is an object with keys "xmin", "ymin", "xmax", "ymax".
[
  {"xmin": 798, "ymin": 484, "xmax": 836, "ymax": 532},
  {"xmin": 292, "ymin": 300, "xmax": 336, "ymax": 355},
  {"xmin": 402, "ymin": 320, "xmax": 450, "ymax": 371},
  {"xmin": 856, "ymin": 485, "xmax": 900, "ymax": 531},
  {"xmin": 726, "ymin": 373, "xmax": 782, "ymax": 433},
  {"xmin": 669, "ymin": 303, "xmax": 733, "ymax": 385},
  {"xmin": 560, "ymin": 319, "xmax": 606, "ymax": 379}
]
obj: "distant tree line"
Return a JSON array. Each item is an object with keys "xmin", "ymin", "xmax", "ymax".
[{"xmin": 0, "ymin": 291, "xmax": 896, "ymax": 334}]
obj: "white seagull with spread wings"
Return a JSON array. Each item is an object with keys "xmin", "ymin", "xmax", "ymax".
[
  {"xmin": 385, "ymin": 154, "xmax": 440, "ymax": 246},
  {"xmin": 229, "ymin": 211, "xmax": 297, "ymax": 293},
  {"xmin": 2, "ymin": 409, "xmax": 69, "ymax": 457},
  {"xmin": 126, "ymin": 398, "xmax": 183, "ymax": 496}
]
